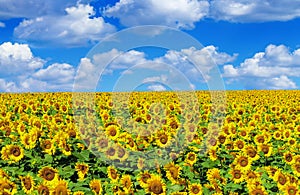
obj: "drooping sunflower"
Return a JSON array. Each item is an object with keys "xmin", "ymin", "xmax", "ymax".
[
  {"xmin": 146, "ymin": 174, "xmax": 166, "ymax": 195},
  {"xmin": 75, "ymin": 162, "xmax": 89, "ymax": 181},
  {"xmin": 19, "ymin": 174, "xmax": 35, "ymax": 194},
  {"xmin": 107, "ymin": 166, "xmax": 119, "ymax": 183},
  {"xmin": 89, "ymin": 179, "xmax": 102, "ymax": 195},
  {"xmin": 51, "ymin": 179, "xmax": 70, "ymax": 195},
  {"xmin": 188, "ymin": 183, "xmax": 203, "ymax": 195},
  {"xmin": 164, "ymin": 162, "xmax": 181, "ymax": 184},
  {"xmin": 38, "ymin": 166, "xmax": 59, "ymax": 186},
  {"xmin": 120, "ymin": 174, "xmax": 132, "ymax": 193}
]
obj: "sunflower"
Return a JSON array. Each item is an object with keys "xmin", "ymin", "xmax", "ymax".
[
  {"xmin": 258, "ymin": 144, "xmax": 272, "ymax": 157},
  {"xmin": 146, "ymin": 174, "xmax": 166, "ymax": 195},
  {"xmin": 164, "ymin": 162, "xmax": 181, "ymax": 184},
  {"xmin": 120, "ymin": 174, "xmax": 132, "ymax": 193},
  {"xmin": 96, "ymin": 136, "xmax": 110, "ymax": 152},
  {"xmin": 207, "ymin": 168, "xmax": 226, "ymax": 186},
  {"xmin": 19, "ymin": 174, "xmax": 35, "ymax": 194},
  {"xmin": 274, "ymin": 170, "xmax": 288, "ymax": 189},
  {"xmin": 107, "ymin": 166, "xmax": 119, "ymax": 183},
  {"xmin": 0, "ymin": 178, "xmax": 17, "ymax": 195},
  {"xmin": 207, "ymin": 148, "xmax": 218, "ymax": 161},
  {"xmin": 185, "ymin": 152, "xmax": 197, "ymax": 166},
  {"xmin": 234, "ymin": 139, "xmax": 245, "ymax": 150},
  {"xmin": 284, "ymin": 183, "xmax": 299, "ymax": 195},
  {"xmin": 89, "ymin": 179, "xmax": 102, "ymax": 195},
  {"xmin": 37, "ymin": 183, "xmax": 51, "ymax": 195},
  {"xmin": 38, "ymin": 166, "xmax": 59, "ymax": 186},
  {"xmin": 233, "ymin": 155, "xmax": 252, "ymax": 172},
  {"xmin": 243, "ymin": 145, "xmax": 260, "ymax": 161},
  {"xmin": 40, "ymin": 139, "xmax": 56, "ymax": 155},
  {"xmin": 283, "ymin": 152, "xmax": 295, "ymax": 165},
  {"xmin": 188, "ymin": 183, "xmax": 202, "ymax": 195},
  {"xmin": 292, "ymin": 163, "xmax": 300, "ymax": 177},
  {"xmin": 248, "ymin": 186, "xmax": 267, "ymax": 195},
  {"xmin": 51, "ymin": 179, "xmax": 70, "ymax": 195},
  {"xmin": 20, "ymin": 133, "xmax": 36, "ymax": 149},
  {"xmin": 115, "ymin": 144, "xmax": 129, "ymax": 162},
  {"xmin": 105, "ymin": 145, "xmax": 117, "ymax": 160},
  {"xmin": 1, "ymin": 144, "xmax": 25, "ymax": 163},
  {"xmin": 75, "ymin": 162, "xmax": 89, "ymax": 181},
  {"xmin": 273, "ymin": 130, "xmax": 282, "ymax": 140},
  {"xmin": 229, "ymin": 167, "xmax": 244, "ymax": 184},
  {"xmin": 106, "ymin": 125, "xmax": 120, "ymax": 141},
  {"xmin": 137, "ymin": 171, "xmax": 152, "ymax": 188},
  {"xmin": 155, "ymin": 131, "xmax": 172, "ymax": 148}
]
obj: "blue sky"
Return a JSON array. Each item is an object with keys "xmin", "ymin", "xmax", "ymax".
[{"xmin": 1, "ymin": 0, "xmax": 300, "ymax": 92}]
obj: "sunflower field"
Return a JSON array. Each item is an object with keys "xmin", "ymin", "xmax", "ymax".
[{"xmin": 0, "ymin": 90, "xmax": 300, "ymax": 195}]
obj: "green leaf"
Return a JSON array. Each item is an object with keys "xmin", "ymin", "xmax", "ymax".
[{"xmin": 44, "ymin": 154, "xmax": 53, "ymax": 163}]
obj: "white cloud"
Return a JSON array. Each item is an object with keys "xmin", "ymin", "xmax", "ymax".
[
  {"xmin": 0, "ymin": 42, "xmax": 75, "ymax": 92},
  {"xmin": 0, "ymin": 42, "xmax": 44, "ymax": 76},
  {"xmin": 33, "ymin": 63, "xmax": 75, "ymax": 84},
  {"xmin": 210, "ymin": 0, "xmax": 300, "ymax": 22},
  {"xmin": 265, "ymin": 75, "xmax": 297, "ymax": 89},
  {"xmin": 223, "ymin": 44, "xmax": 300, "ymax": 89},
  {"xmin": 104, "ymin": 0, "xmax": 209, "ymax": 29},
  {"xmin": 14, "ymin": 4, "xmax": 116, "ymax": 47},
  {"xmin": 147, "ymin": 84, "xmax": 167, "ymax": 91},
  {"xmin": 0, "ymin": 21, "xmax": 5, "ymax": 27}
]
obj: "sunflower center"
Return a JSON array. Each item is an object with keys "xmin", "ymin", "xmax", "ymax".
[
  {"xmin": 106, "ymin": 147, "xmax": 116, "ymax": 156},
  {"xmin": 278, "ymin": 175, "xmax": 287, "ymax": 185},
  {"xmin": 169, "ymin": 167, "xmax": 179, "ymax": 178},
  {"xmin": 160, "ymin": 135, "xmax": 168, "ymax": 144},
  {"xmin": 239, "ymin": 158, "xmax": 248, "ymax": 167},
  {"xmin": 188, "ymin": 154, "xmax": 196, "ymax": 161},
  {"xmin": 44, "ymin": 141, "xmax": 52, "ymax": 149},
  {"xmin": 109, "ymin": 128, "xmax": 117, "ymax": 136},
  {"xmin": 192, "ymin": 186, "xmax": 200, "ymax": 193},
  {"xmin": 43, "ymin": 169, "xmax": 55, "ymax": 181},
  {"xmin": 11, "ymin": 147, "xmax": 21, "ymax": 157},
  {"xmin": 110, "ymin": 171, "xmax": 118, "ymax": 180},
  {"xmin": 234, "ymin": 171, "xmax": 241, "ymax": 179},
  {"xmin": 285, "ymin": 154, "xmax": 293, "ymax": 162},
  {"xmin": 54, "ymin": 184, "xmax": 68, "ymax": 195},
  {"xmin": 23, "ymin": 178, "xmax": 32, "ymax": 190},
  {"xmin": 92, "ymin": 184, "xmax": 100, "ymax": 193},
  {"xmin": 149, "ymin": 181, "xmax": 163, "ymax": 194},
  {"xmin": 141, "ymin": 174, "xmax": 151, "ymax": 183}
]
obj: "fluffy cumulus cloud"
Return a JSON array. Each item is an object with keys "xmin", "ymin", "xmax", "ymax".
[
  {"xmin": 223, "ymin": 44, "xmax": 300, "ymax": 89},
  {"xmin": 0, "ymin": 21, "xmax": 5, "ymax": 27},
  {"xmin": 14, "ymin": 4, "xmax": 116, "ymax": 47},
  {"xmin": 210, "ymin": 0, "xmax": 300, "ymax": 22},
  {"xmin": 103, "ymin": 0, "xmax": 209, "ymax": 29},
  {"xmin": 0, "ymin": 42, "xmax": 75, "ymax": 92}
]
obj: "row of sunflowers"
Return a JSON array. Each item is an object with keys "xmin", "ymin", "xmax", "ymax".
[{"xmin": 0, "ymin": 90, "xmax": 300, "ymax": 194}]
